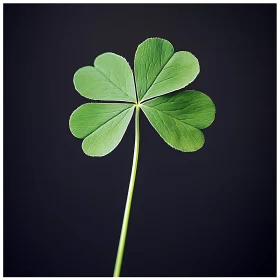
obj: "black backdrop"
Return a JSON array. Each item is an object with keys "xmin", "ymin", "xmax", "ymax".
[{"xmin": 4, "ymin": 4, "xmax": 276, "ymax": 277}]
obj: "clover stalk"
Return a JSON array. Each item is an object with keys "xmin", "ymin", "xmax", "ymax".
[{"xmin": 113, "ymin": 104, "xmax": 140, "ymax": 277}]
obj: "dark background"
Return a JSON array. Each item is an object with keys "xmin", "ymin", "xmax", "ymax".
[{"xmin": 4, "ymin": 4, "xmax": 276, "ymax": 277}]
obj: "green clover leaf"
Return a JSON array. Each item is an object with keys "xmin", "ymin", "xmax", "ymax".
[
  {"xmin": 70, "ymin": 38, "xmax": 215, "ymax": 156},
  {"xmin": 135, "ymin": 38, "xmax": 200, "ymax": 102},
  {"xmin": 141, "ymin": 90, "xmax": 215, "ymax": 152},
  {"xmin": 69, "ymin": 38, "xmax": 216, "ymax": 276},
  {"xmin": 70, "ymin": 103, "xmax": 134, "ymax": 156}
]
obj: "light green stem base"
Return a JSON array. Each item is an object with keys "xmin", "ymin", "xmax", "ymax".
[{"xmin": 113, "ymin": 106, "xmax": 140, "ymax": 277}]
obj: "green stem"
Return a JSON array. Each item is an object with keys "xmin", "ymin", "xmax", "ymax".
[{"xmin": 113, "ymin": 105, "xmax": 140, "ymax": 277}]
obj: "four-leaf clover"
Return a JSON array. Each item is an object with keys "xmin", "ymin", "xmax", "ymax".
[
  {"xmin": 69, "ymin": 37, "xmax": 215, "ymax": 277},
  {"xmin": 69, "ymin": 38, "xmax": 215, "ymax": 156}
]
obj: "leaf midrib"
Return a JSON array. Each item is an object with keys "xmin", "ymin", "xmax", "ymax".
[
  {"xmin": 140, "ymin": 52, "xmax": 174, "ymax": 101},
  {"xmin": 142, "ymin": 104, "xmax": 199, "ymax": 130},
  {"xmin": 83, "ymin": 106, "xmax": 133, "ymax": 138},
  {"xmin": 95, "ymin": 66, "xmax": 135, "ymax": 102},
  {"xmin": 141, "ymin": 105, "xmax": 203, "ymax": 151}
]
